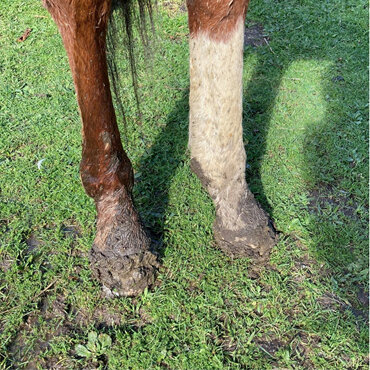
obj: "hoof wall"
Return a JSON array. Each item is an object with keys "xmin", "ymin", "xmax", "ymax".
[
  {"xmin": 90, "ymin": 248, "xmax": 159, "ymax": 297},
  {"xmin": 214, "ymin": 196, "xmax": 277, "ymax": 264}
]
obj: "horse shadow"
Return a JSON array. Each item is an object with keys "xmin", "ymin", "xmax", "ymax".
[{"xmin": 133, "ymin": 91, "xmax": 190, "ymax": 257}]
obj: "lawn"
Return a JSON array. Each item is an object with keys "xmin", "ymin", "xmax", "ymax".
[{"xmin": 0, "ymin": 0, "xmax": 368, "ymax": 368}]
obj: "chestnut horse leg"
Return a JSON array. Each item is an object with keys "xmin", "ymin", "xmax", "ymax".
[
  {"xmin": 187, "ymin": 0, "xmax": 276, "ymax": 263},
  {"xmin": 44, "ymin": 0, "xmax": 158, "ymax": 296}
]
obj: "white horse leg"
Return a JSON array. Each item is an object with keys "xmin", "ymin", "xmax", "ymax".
[{"xmin": 187, "ymin": 0, "xmax": 276, "ymax": 263}]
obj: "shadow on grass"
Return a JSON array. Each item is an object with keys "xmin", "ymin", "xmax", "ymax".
[
  {"xmin": 134, "ymin": 91, "xmax": 190, "ymax": 259},
  {"xmin": 244, "ymin": 2, "xmax": 368, "ymax": 299},
  {"xmin": 244, "ymin": 4, "xmax": 367, "ymax": 304}
]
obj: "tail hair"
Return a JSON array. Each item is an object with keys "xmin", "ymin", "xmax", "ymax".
[{"xmin": 107, "ymin": 0, "xmax": 155, "ymax": 134}]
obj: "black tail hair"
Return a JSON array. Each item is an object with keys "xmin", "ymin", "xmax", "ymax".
[{"xmin": 107, "ymin": 0, "xmax": 155, "ymax": 134}]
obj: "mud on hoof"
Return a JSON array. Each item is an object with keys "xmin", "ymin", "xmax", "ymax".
[
  {"xmin": 89, "ymin": 193, "xmax": 160, "ymax": 297},
  {"xmin": 90, "ymin": 247, "xmax": 159, "ymax": 297},
  {"xmin": 213, "ymin": 194, "xmax": 277, "ymax": 263}
]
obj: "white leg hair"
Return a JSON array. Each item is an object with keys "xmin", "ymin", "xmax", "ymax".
[
  {"xmin": 189, "ymin": 18, "xmax": 246, "ymax": 230},
  {"xmin": 188, "ymin": 18, "xmax": 276, "ymax": 260}
]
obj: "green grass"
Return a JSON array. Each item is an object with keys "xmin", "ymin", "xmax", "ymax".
[{"xmin": 0, "ymin": 0, "xmax": 368, "ymax": 368}]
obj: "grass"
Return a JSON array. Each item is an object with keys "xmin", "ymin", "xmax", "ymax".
[{"xmin": 0, "ymin": 0, "xmax": 368, "ymax": 368}]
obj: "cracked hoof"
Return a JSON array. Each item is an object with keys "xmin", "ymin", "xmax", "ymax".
[{"xmin": 214, "ymin": 194, "xmax": 277, "ymax": 263}]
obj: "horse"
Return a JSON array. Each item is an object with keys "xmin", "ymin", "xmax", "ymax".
[{"xmin": 43, "ymin": 0, "xmax": 277, "ymax": 297}]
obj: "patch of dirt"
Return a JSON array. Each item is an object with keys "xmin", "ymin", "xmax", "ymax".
[
  {"xmin": 308, "ymin": 185, "xmax": 359, "ymax": 220},
  {"xmin": 207, "ymin": 313, "xmax": 240, "ymax": 354},
  {"xmin": 74, "ymin": 303, "xmax": 125, "ymax": 329},
  {"xmin": 357, "ymin": 285, "xmax": 369, "ymax": 307},
  {"xmin": 318, "ymin": 291, "xmax": 369, "ymax": 323},
  {"xmin": 285, "ymin": 236, "xmax": 369, "ymax": 324},
  {"xmin": 0, "ymin": 252, "xmax": 14, "ymax": 273},
  {"xmin": 40, "ymin": 294, "xmax": 69, "ymax": 323},
  {"xmin": 290, "ymin": 332, "xmax": 321, "ymax": 368},
  {"xmin": 26, "ymin": 233, "xmax": 43, "ymax": 253},
  {"xmin": 256, "ymin": 331, "xmax": 321, "ymax": 367},
  {"xmin": 8, "ymin": 284, "xmax": 156, "ymax": 367},
  {"xmin": 186, "ymin": 273, "xmax": 204, "ymax": 294},
  {"xmin": 9, "ymin": 328, "xmax": 74, "ymax": 370},
  {"xmin": 280, "ymin": 235, "xmax": 328, "ymax": 283},
  {"xmin": 350, "ymin": 307, "xmax": 369, "ymax": 322},
  {"xmin": 8, "ymin": 294, "xmax": 76, "ymax": 368},
  {"xmin": 7, "ymin": 226, "xmax": 113, "ymax": 366},
  {"xmin": 255, "ymin": 336, "xmax": 285, "ymax": 357},
  {"xmin": 244, "ymin": 22, "xmax": 268, "ymax": 48},
  {"xmin": 208, "ymin": 332, "xmax": 238, "ymax": 354},
  {"xmin": 317, "ymin": 291, "xmax": 348, "ymax": 310}
]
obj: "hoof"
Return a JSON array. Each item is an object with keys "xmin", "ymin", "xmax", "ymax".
[
  {"xmin": 213, "ymin": 194, "xmax": 277, "ymax": 263},
  {"xmin": 90, "ymin": 247, "xmax": 159, "ymax": 297},
  {"xmin": 89, "ymin": 192, "xmax": 160, "ymax": 297}
]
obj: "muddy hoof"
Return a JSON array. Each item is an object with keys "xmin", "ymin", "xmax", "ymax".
[
  {"xmin": 90, "ymin": 247, "xmax": 159, "ymax": 297},
  {"xmin": 214, "ymin": 194, "xmax": 277, "ymax": 263},
  {"xmin": 89, "ymin": 192, "xmax": 160, "ymax": 297}
]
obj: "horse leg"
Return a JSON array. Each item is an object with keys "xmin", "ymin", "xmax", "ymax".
[
  {"xmin": 44, "ymin": 0, "xmax": 158, "ymax": 296},
  {"xmin": 187, "ymin": 0, "xmax": 276, "ymax": 263}
]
